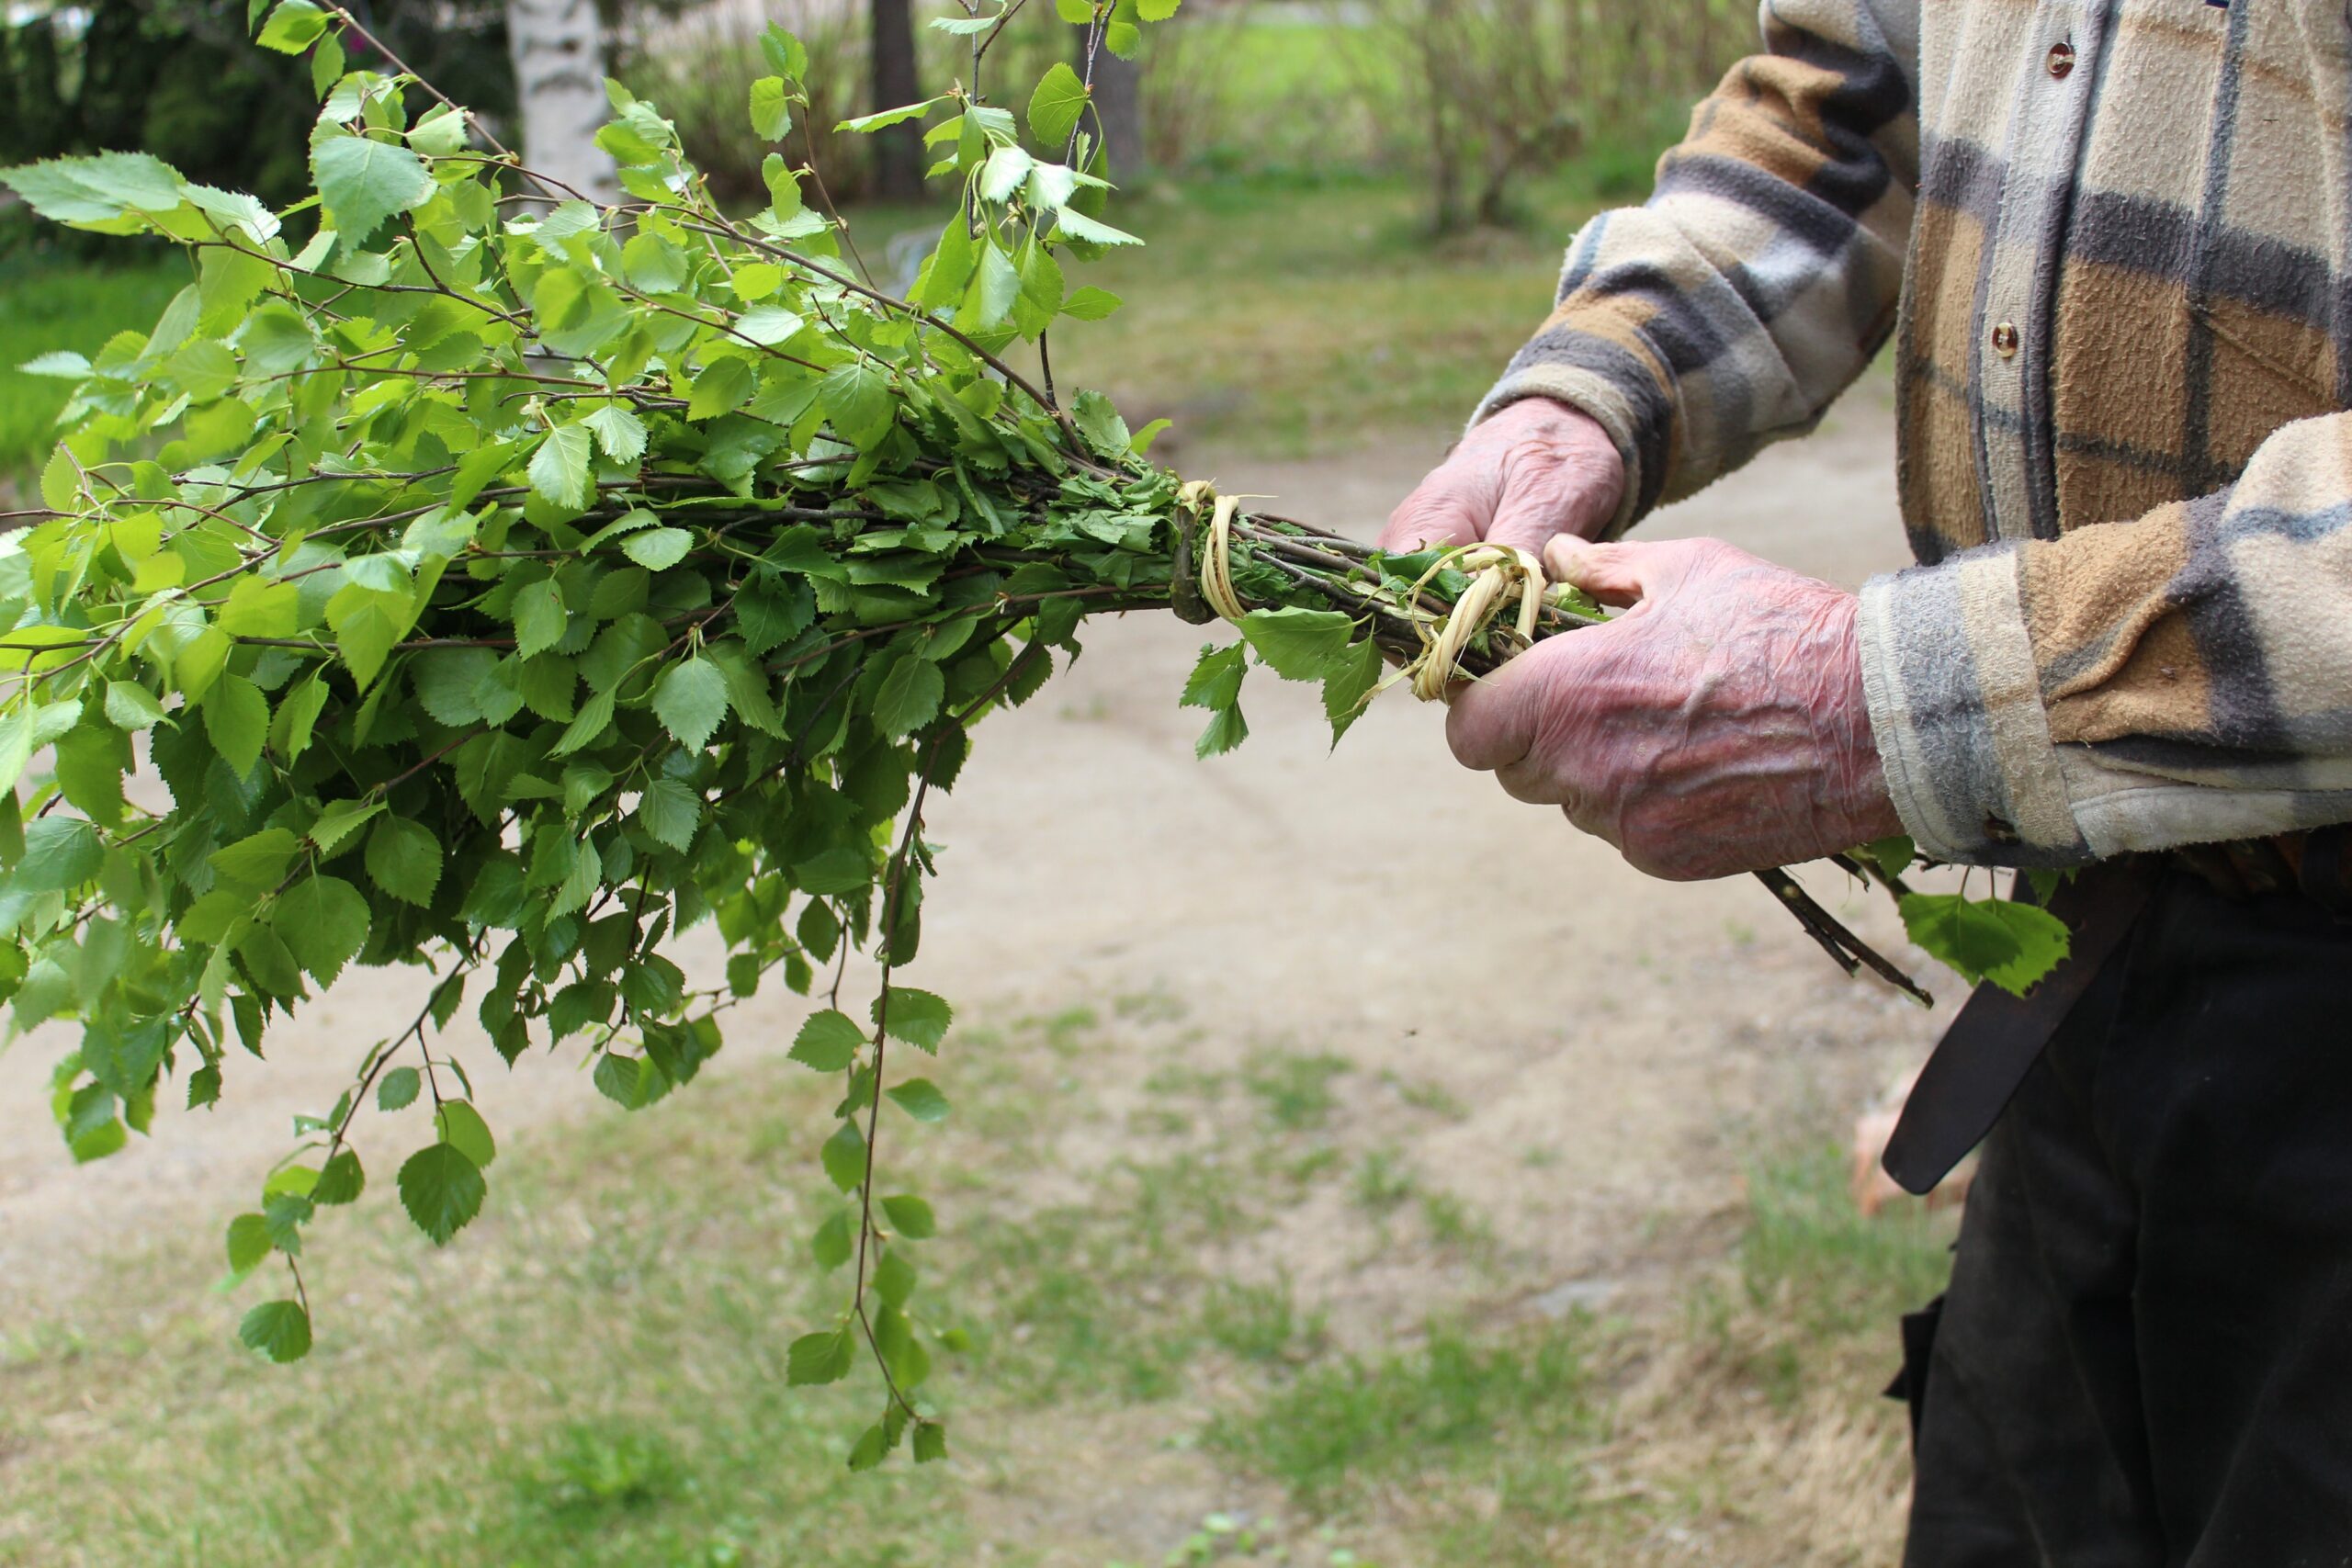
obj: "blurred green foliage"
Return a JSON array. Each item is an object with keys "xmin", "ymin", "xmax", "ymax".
[{"xmin": 0, "ymin": 0, "xmax": 511, "ymax": 227}]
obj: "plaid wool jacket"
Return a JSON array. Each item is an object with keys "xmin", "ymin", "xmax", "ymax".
[{"xmin": 1481, "ymin": 0, "xmax": 2352, "ymax": 867}]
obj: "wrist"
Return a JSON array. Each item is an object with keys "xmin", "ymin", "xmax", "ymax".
[{"xmin": 1829, "ymin": 594, "xmax": 1905, "ymax": 847}]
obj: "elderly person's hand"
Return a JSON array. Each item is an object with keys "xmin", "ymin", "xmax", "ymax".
[
  {"xmin": 1445, "ymin": 536, "xmax": 1905, "ymax": 881},
  {"xmin": 1381, "ymin": 397, "xmax": 1627, "ymax": 556}
]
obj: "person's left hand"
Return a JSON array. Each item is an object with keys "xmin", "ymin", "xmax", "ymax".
[{"xmin": 1444, "ymin": 536, "xmax": 1905, "ymax": 881}]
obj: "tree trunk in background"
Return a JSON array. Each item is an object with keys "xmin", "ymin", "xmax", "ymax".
[
  {"xmin": 505, "ymin": 0, "xmax": 617, "ymax": 201},
  {"xmin": 1086, "ymin": 37, "xmax": 1147, "ymax": 181},
  {"xmin": 868, "ymin": 0, "xmax": 924, "ymax": 201}
]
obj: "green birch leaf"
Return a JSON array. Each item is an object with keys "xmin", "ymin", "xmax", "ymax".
[
  {"xmin": 1899, "ymin": 893, "xmax": 2072, "ymax": 998},
  {"xmin": 886, "ymin": 1078, "xmax": 949, "ymax": 1123},
  {"xmin": 377, "ymin": 1066, "xmax": 422, "ymax": 1111},
  {"xmin": 871, "ymin": 655, "xmax": 944, "ymax": 739},
  {"xmin": 880, "ymin": 1194, "xmax": 935, "ymax": 1239},
  {"xmin": 875, "ymin": 987, "xmax": 951, "ymax": 1052},
  {"xmin": 527, "ymin": 423, "xmax": 594, "ymax": 510},
  {"xmin": 312, "ymin": 1150, "xmax": 366, "ymax": 1206},
  {"xmin": 1027, "ymin": 62, "xmax": 1089, "ymax": 148},
  {"xmin": 203, "ymin": 674, "xmax": 269, "ymax": 779},
  {"xmin": 1194, "ymin": 704, "xmax": 1249, "ymax": 759},
  {"xmin": 790, "ymin": 1010, "xmax": 865, "ymax": 1072},
  {"xmin": 365, "ymin": 816, "xmax": 443, "ymax": 906},
  {"xmin": 16, "ymin": 818, "xmax": 102, "ymax": 893},
  {"xmin": 651, "ymin": 657, "xmax": 729, "ymax": 750},
  {"xmin": 209, "ymin": 827, "xmax": 299, "ymax": 890},
  {"xmin": 1860, "ymin": 836, "xmax": 1917, "ymax": 882},
  {"xmin": 1181, "ymin": 642, "xmax": 1246, "ymax": 710},
  {"xmin": 434, "ymin": 1101, "xmax": 497, "ymax": 1168},
  {"xmin": 275, "ymin": 874, "xmax": 368, "ymax": 985},
  {"xmin": 256, "ymin": 0, "xmax": 332, "ymax": 52},
  {"xmin": 396, "ymin": 1142, "xmax": 486, "ymax": 1245},
  {"xmin": 238, "ymin": 1300, "xmax": 312, "ymax": 1363},
  {"xmin": 104, "ymin": 681, "xmax": 167, "ymax": 731},
  {"xmin": 512, "ymin": 578, "xmax": 569, "ymax": 660},
  {"xmin": 819, "ymin": 363, "xmax": 892, "ymax": 446},
  {"xmin": 581, "ymin": 404, "xmax": 647, "ymax": 464},
  {"xmin": 820, "ymin": 1120, "xmax": 865, "ymax": 1192},
  {"xmin": 750, "ymin": 75, "xmax": 793, "ymax": 141},
  {"xmin": 1240, "ymin": 606, "xmax": 1356, "ymax": 682},
  {"xmin": 1052, "ymin": 208, "xmax": 1143, "ymax": 248},
  {"xmin": 1322, "ymin": 634, "xmax": 1383, "ymax": 744},
  {"xmin": 622, "ymin": 527, "xmax": 693, "ymax": 570},
  {"xmin": 637, "ymin": 777, "xmax": 702, "ymax": 852},
  {"xmin": 1059, "ymin": 285, "xmax": 1123, "ymax": 321},
  {"xmin": 686, "ymin": 356, "xmax": 756, "ymax": 422},
  {"xmin": 311, "ymin": 134, "xmax": 435, "ymax": 246},
  {"xmin": 786, "ymin": 1328, "xmax": 854, "ymax": 1386},
  {"xmin": 225, "ymin": 1213, "xmax": 273, "ymax": 1274}
]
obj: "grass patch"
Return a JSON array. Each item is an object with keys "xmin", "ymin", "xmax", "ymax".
[
  {"xmin": 0, "ymin": 255, "xmax": 184, "ymax": 477},
  {"xmin": 1037, "ymin": 173, "xmax": 1613, "ymax": 457},
  {"xmin": 1741, "ymin": 1145, "xmax": 1953, "ymax": 1340},
  {"xmin": 1241, "ymin": 1050, "xmax": 1351, "ymax": 1132},
  {"xmin": 1703, "ymin": 1145, "xmax": 1957, "ymax": 1414},
  {"xmin": 1206, "ymin": 1318, "xmax": 1598, "ymax": 1532}
]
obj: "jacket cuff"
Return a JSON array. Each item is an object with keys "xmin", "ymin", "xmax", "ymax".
[
  {"xmin": 1471, "ymin": 342, "xmax": 1658, "ymax": 543},
  {"xmin": 1856, "ymin": 546, "xmax": 2097, "ymax": 868}
]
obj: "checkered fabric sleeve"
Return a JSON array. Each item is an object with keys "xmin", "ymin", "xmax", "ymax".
[
  {"xmin": 1862, "ymin": 417, "xmax": 2352, "ymax": 868},
  {"xmin": 1488, "ymin": 0, "xmax": 2352, "ymax": 867},
  {"xmin": 1474, "ymin": 0, "xmax": 1921, "ymax": 538}
]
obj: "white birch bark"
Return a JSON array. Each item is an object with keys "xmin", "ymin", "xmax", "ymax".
[{"xmin": 505, "ymin": 0, "xmax": 619, "ymax": 201}]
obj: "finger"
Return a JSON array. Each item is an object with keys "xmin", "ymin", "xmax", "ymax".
[
  {"xmin": 1443, "ymin": 657, "xmax": 1544, "ymax": 774},
  {"xmin": 1494, "ymin": 754, "xmax": 1571, "ymax": 807},
  {"xmin": 1543, "ymin": 543, "xmax": 1693, "ymax": 611},
  {"xmin": 1485, "ymin": 477, "xmax": 1614, "ymax": 562},
  {"xmin": 1380, "ymin": 492, "xmax": 1482, "ymax": 553}
]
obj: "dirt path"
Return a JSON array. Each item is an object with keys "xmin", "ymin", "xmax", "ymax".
[{"xmin": 0, "ymin": 386, "xmax": 1939, "ymax": 1361}]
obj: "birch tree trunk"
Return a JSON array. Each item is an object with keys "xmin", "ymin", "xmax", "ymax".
[
  {"xmin": 868, "ymin": 0, "xmax": 925, "ymax": 201},
  {"xmin": 1086, "ymin": 36, "xmax": 1147, "ymax": 180},
  {"xmin": 505, "ymin": 0, "xmax": 618, "ymax": 202}
]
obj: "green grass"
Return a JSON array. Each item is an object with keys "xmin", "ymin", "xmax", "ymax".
[
  {"xmin": 0, "ymin": 255, "xmax": 185, "ymax": 476},
  {"xmin": 1705, "ymin": 1145, "xmax": 1958, "ymax": 1414},
  {"xmin": 0, "ymin": 1010, "xmax": 1505, "ymax": 1567},
  {"xmin": 1206, "ymin": 1318, "xmax": 1599, "ymax": 1550},
  {"xmin": 1740, "ymin": 1145, "xmax": 1954, "ymax": 1341},
  {"xmin": 1241, "ymin": 1050, "xmax": 1351, "ymax": 1132},
  {"xmin": 1035, "ymin": 172, "xmax": 1621, "ymax": 457},
  {"xmin": 0, "ymin": 995, "xmax": 1954, "ymax": 1566}
]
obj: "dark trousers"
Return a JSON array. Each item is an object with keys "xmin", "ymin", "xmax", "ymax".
[{"xmin": 1903, "ymin": 872, "xmax": 2352, "ymax": 1568}]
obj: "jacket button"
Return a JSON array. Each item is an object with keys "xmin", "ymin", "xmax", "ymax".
[
  {"xmin": 1992, "ymin": 321, "xmax": 2020, "ymax": 358},
  {"xmin": 2049, "ymin": 40, "xmax": 2076, "ymax": 78}
]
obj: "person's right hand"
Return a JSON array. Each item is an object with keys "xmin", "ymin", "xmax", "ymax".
[{"xmin": 1380, "ymin": 396, "xmax": 1628, "ymax": 558}]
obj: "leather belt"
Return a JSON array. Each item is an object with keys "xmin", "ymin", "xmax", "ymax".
[
  {"xmin": 1882, "ymin": 858, "xmax": 2163, "ymax": 1196},
  {"xmin": 1881, "ymin": 825, "xmax": 2352, "ymax": 1196}
]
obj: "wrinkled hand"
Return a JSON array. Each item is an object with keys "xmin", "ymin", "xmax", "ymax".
[
  {"xmin": 1382, "ymin": 397, "xmax": 1627, "ymax": 557},
  {"xmin": 1446, "ymin": 536, "xmax": 1904, "ymax": 882}
]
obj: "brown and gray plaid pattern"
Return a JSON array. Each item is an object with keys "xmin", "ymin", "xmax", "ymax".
[{"xmin": 1481, "ymin": 0, "xmax": 2352, "ymax": 866}]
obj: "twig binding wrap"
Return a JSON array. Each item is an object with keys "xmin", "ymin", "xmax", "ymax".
[
  {"xmin": 1179, "ymin": 481, "xmax": 1550, "ymax": 705},
  {"xmin": 1404, "ymin": 545, "xmax": 1546, "ymax": 703}
]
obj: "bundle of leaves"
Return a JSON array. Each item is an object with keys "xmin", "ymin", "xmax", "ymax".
[{"xmin": 0, "ymin": 0, "xmax": 2059, "ymax": 1466}]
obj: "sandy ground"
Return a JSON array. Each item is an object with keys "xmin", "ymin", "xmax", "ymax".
[{"xmin": 0, "ymin": 388, "xmax": 1945, "ymax": 1525}]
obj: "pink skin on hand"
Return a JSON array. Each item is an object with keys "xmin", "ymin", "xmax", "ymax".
[
  {"xmin": 1381, "ymin": 397, "xmax": 1629, "ymax": 557},
  {"xmin": 1442, "ymin": 536, "xmax": 1905, "ymax": 883}
]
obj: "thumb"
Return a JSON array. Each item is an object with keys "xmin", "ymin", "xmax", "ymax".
[
  {"xmin": 1543, "ymin": 538, "xmax": 1689, "ymax": 608},
  {"xmin": 1443, "ymin": 652, "xmax": 1546, "ymax": 774}
]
